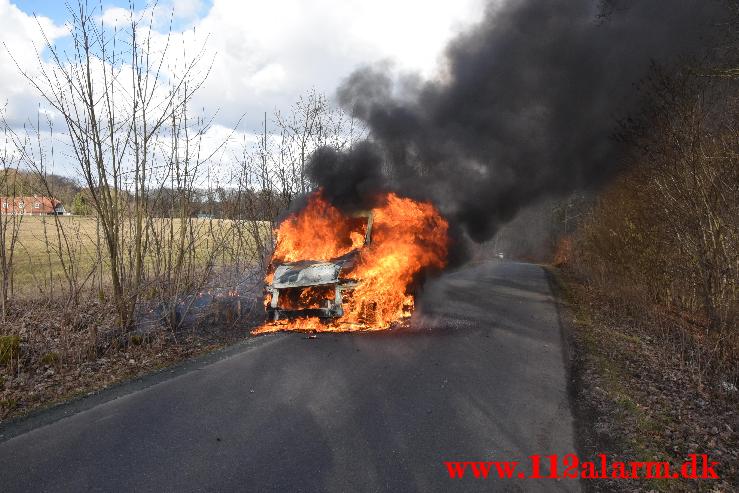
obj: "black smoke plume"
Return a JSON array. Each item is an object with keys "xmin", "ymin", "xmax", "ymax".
[{"xmin": 307, "ymin": 0, "xmax": 727, "ymax": 252}]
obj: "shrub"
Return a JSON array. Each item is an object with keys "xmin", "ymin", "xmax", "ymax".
[{"xmin": 0, "ymin": 335, "xmax": 20, "ymax": 364}]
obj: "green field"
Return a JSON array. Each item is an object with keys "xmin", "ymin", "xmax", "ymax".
[{"xmin": 3, "ymin": 216, "xmax": 270, "ymax": 296}]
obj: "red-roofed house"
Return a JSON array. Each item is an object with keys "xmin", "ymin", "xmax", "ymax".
[{"xmin": 0, "ymin": 196, "xmax": 66, "ymax": 215}]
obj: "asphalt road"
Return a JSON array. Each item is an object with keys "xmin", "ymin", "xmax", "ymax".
[{"xmin": 0, "ymin": 261, "xmax": 579, "ymax": 492}]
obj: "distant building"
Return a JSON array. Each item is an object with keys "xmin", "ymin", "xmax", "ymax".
[{"xmin": 0, "ymin": 196, "xmax": 66, "ymax": 215}]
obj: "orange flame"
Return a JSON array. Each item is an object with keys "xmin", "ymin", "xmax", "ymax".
[
  {"xmin": 269, "ymin": 194, "xmax": 367, "ymax": 265},
  {"xmin": 253, "ymin": 191, "xmax": 448, "ymax": 334}
]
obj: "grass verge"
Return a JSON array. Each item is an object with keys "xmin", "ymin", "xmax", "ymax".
[{"xmin": 547, "ymin": 267, "xmax": 737, "ymax": 492}]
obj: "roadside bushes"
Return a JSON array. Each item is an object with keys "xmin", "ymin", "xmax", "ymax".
[
  {"xmin": 572, "ymin": 76, "xmax": 738, "ymax": 378},
  {"xmin": 0, "ymin": 335, "xmax": 19, "ymax": 365}
]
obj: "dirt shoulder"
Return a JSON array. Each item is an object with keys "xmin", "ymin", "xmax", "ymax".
[
  {"xmin": 547, "ymin": 268, "xmax": 737, "ymax": 492},
  {"xmin": 0, "ymin": 297, "xmax": 260, "ymax": 425}
]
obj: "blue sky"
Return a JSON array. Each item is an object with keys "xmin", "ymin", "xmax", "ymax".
[
  {"xmin": 11, "ymin": 0, "xmax": 214, "ymax": 66},
  {"xmin": 14, "ymin": 0, "xmax": 74, "ymax": 21},
  {"xmin": 14, "ymin": 0, "xmax": 211, "ymax": 26}
]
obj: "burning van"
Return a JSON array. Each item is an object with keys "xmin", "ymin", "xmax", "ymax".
[
  {"xmin": 265, "ymin": 212, "xmax": 372, "ymax": 321},
  {"xmin": 255, "ymin": 191, "xmax": 448, "ymax": 333}
]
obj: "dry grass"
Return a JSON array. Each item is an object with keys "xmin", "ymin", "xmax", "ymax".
[
  {"xmin": 0, "ymin": 295, "xmax": 262, "ymax": 422},
  {"xmin": 5, "ymin": 216, "xmax": 270, "ymax": 296},
  {"xmin": 9, "ymin": 215, "xmax": 98, "ymax": 290},
  {"xmin": 550, "ymin": 267, "xmax": 737, "ymax": 493},
  {"xmin": 0, "ymin": 214, "xmax": 270, "ymax": 420}
]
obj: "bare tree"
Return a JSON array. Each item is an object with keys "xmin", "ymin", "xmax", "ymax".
[
  {"xmin": 273, "ymin": 89, "xmax": 365, "ymax": 201},
  {"xmin": 6, "ymin": 1, "xmax": 213, "ymax": 329},
  {"xmin": 0, "ymin": 120, "xmax": 25, "ymax": 322}
]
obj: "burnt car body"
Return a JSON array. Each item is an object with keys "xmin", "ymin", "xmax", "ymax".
[{"xmin": 265, "ymin": 213, "xmax": 372, "ymax": 321}]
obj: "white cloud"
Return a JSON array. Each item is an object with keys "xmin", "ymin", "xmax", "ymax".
[
  {"xmin": 4, "ymin": 0, "xmax": 487, "ymax": 129},
  {"xmin": 100, "ymin": 6, "xmax": 134, "ymax": 28},
  {"xmin": 171, "ymin": 0, "xmax": 204, "ymax": 20},
  {"xmin": 170, "ymin": 0, "xmax": 487, "ymax": 127},
  {"xmin": 248, "ymin": 63, "xmax": 288, "ymax": 95},
  {"xmin": 1, "ymin": 0, "xmax": 489, "ymax": 178}
]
